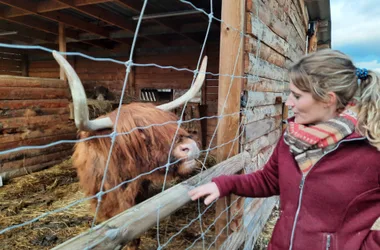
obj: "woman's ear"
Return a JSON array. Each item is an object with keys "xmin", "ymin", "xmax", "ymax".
[{"xmin": 325, "ymin": 91, "xmax": 338, "ymax": 108}]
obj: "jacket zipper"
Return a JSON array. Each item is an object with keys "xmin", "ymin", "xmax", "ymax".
[
  {"xmin": 287, "ymin": 137, "xmax": 365, "ymax": 250},
  {"xmin": 326, "ymin": 234, "xmax": 331, "ymax": 250}
]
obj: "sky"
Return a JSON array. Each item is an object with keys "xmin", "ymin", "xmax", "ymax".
[{"xmin": 331, "ymin": 0, "xmax": 380, "ymax": 72}]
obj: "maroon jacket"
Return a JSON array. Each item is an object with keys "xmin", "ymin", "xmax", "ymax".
[{"xmin": 213, "ymin": 132, "xmax": 380, "ymax": 250}]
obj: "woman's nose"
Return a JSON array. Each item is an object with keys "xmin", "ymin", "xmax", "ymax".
[{"xmin": 285, "ymin": 97, "xmax": 294, "ymax": 108}]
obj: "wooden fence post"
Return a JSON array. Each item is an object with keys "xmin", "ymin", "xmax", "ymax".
[
  {"xmin": 216, "ymin": 0, "xmax": 245, "ymax": 248},
  {"xmin": 59, "ymin": 22, "xmax": 67, "ymax": 81}
]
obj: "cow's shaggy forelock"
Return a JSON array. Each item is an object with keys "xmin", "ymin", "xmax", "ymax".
[{"xmin": 72, "ymin": 103, "xmax": 191, "ymax": 221}]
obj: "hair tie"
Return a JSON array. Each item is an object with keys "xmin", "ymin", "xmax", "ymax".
[{"xmin": 356, "ymin": 68, "xmax": 369, "ymax": 80}]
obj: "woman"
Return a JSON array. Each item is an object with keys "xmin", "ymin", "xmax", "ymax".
[{"xmin": 189, "ymin": 50, "xmax": 380, "ymax": 250}]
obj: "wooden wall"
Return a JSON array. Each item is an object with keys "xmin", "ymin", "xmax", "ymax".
[
  {"xmin": 0, "ymin": 51, "xmax": 25, "ymax": 76},
  {"xmin": 223, "ymin": 0, "xmax": 309, "ymax": 248},
  {"xmin": 0, "ymin": 76, "xmax": 76, "ymax": 182}
]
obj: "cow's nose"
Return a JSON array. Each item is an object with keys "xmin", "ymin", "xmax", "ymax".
[
  {"xmin": 180, "ymin": 145, "xmax": 190, "ymax": 153},
  {"xmin": 186, "ymin": 141, "xmax": 200, "ymax": 160}
]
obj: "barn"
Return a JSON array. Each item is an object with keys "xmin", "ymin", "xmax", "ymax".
[{"xmin": 0, "ymin": 0, "xmax": 331, "ymax": 249}]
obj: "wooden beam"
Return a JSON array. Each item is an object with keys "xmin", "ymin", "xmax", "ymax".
[
  {"xmin": 59, "ymin": 23, "xmax": 67, "ymax": 81},
  {"xmin": 54, "ymin": 0, "xmax": 136, "ymax": 34},
  {"xmin": 0, "ymin": 0, "xmax": 129, "ymax": 46},
  {"xmin": 4, "ymin": 0, "xmax": 114, "ymax": 17},
  {"xmin": 216, "ymin": 0, "xmax": 245, "ymax": 248},
  {"xmin": 51, "ymin": 152, "xmax": 251, "ymax": 250},
  {"xmin": 0, "ymin": 14, "xmax": 112, "ymax": 49},
  {"xmin": 0, "ymin": 21, "xmax": 57, "ymax": 43},
  {"xmin": 115, "ymin": 0, "xmax": 201, "ymax": 44}
]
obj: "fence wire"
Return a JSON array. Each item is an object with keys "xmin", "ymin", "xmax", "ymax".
[{"xmin": 0, "ymin": 0, "xmax": 278, "ymax": 249}]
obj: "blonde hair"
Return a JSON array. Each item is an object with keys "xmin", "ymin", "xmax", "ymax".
[{"xmin": 289, "ymin": 49, "xmax": 380, "ymax": 150}]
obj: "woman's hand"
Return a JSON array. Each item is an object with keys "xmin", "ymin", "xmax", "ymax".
[{"xmin": 188, "ymin": 182, "xmax": 220, "ymax": 205}]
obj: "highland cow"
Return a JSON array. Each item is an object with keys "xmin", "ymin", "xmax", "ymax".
[{"xmin": 53, "ymin": 51, "xmax": 207, "ymax": 247}]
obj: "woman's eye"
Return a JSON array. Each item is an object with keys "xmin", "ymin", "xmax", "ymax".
[{"xmin": 294, "ymin": 95, "xmax": 300, "ymax": 100}]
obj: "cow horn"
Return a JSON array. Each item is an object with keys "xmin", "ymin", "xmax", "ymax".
[
  {"xmin": 157, "ymin": 56, "xmax": 208, "ymax": 111},
  {"xmin": 52, "ymin": 51, "xmax": 114, "ymax": 131}
]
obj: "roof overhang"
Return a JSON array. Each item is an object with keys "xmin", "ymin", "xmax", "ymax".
[{"xmin": 305, "ymin": 0, "xmax": 331, "ymax": 48}]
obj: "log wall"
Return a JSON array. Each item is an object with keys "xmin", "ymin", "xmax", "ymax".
[
  {"xmin": 0, "ymin": 76, "xmax": 76, "ymax": 182},
  {"xmin": 222, "ymin": 0, "xmax": 310, "ymax": 248}
]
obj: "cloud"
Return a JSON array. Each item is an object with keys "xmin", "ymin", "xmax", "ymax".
[
  {"xmin": 331, "ymin": 0, "xmax": 380, "ymax": 48},
  {"xmin": 356, "ymin": 60, "xmax": 380, "ymax": 73},
  {"xmin": 331, "ymin": 0, "xmax": 380, "ymax": 67}
]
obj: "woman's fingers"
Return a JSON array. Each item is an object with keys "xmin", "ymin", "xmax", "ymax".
[
  {"xmin": 188, "ymin": 182, "xmax": 220, "ymax": 205},
  {"xmin": 204, "ymin": 193, "xmax": 219, "ymax": 206}
]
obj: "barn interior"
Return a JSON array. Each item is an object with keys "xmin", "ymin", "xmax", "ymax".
[
  {"xmin": 0, "ymin": 0, "xmax": 223, "ymax": 181},
  {"xmin": 0, "ymin": 1, "xmax": 223, "ymax": 249}
]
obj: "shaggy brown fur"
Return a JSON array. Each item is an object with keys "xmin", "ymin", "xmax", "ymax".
[{"xmin": 73, "ymin": 103, "xmax": 195, "ymax": 221}]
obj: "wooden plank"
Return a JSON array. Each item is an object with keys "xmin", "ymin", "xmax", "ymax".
[
  {"xmin": 0, "ymin": 149, "xmax": 73, "ymax": 171},
  {"xmin": 216, "ymin": 0, "xmax": 246, "ymax": 247},
  {"xmin": 0, "ymin": 114, "xmax": 71, "ymax": 130},
  {"xmin": 243, "ymin": 116, "xmax": 282, "ymax": 144},
  {"xmin": 245, "ymin": 37, "xmax": 286, "ymax": 68},
  {"xmin": 0, "ymin": 99, "xmax": 69, "ymax": 109},
  {"xmin": 0, "ymin": 125, "xmax": 77, "ymax": 144},
  {"xmin": 52, "ymin": 152, "xmax": 251, "ymax": 250},
  {"xmin": 245, "ymin": 75, "xmax": 289, "ymax": 92},
  {"xmin": 0, "ymin": 143, "xmax": 73, "ymax": 162},
  {"xmin": 246, "ymin": 13, "xmax": 301, "ymax": 62},
  {"xmin": 245, "ymin": 91, "xmax": 283, "ymax": 107},
  {"xmin": 0, "ymin": 133, "xmax": 76, "ymax": 151},
  {"xmin": 0, "ymin": 87, "xmax": 70, "ymax": 100},
  {"xmin": 0, "ymin": 159, "xmax": 68, "ymax": 181},
  {"xmin": 243, "ymin": 104, "xmax": 282, "ymax": 124},
  {"xmin": 0, "ymin": 107, "xmax": 69, "ymax": 118},
  {"xmin": 59, "ymin": 22, "xmax": 67, "ymax": 81},
  {"xmin": 245, "ymin": 54, "xmax": 288, "ymax": 81},
  {"xmin": 243, "ymin": 128, "xmax": 282, "ymax": 157}
]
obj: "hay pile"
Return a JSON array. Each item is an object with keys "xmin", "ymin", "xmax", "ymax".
[
  {"xmin": 0, "ymin": 159, "xmax": 92, "ymax": 250},
  {"xmin": 0, "ymin": 153, "xmax": 275, "ymax": 250}
]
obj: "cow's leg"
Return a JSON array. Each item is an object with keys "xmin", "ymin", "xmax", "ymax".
[{"xmin": 119, "ymin": 179, "xmax": 142, "ymax": 211}]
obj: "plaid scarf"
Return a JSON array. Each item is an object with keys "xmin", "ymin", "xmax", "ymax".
[{"xmin": 284, "ymin": 103, "xmax": 359, "ymax": 174}]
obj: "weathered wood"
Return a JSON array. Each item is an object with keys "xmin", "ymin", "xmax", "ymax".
[
  {"xmin": 216, "ymin": 0, "xmax": 246, "ymax": 247},
  {"xmin": 245, "ymin": 75, "xmax": 289, "ymax": 92},
  {"xmin": 52, "ymin": 152, "xmax": 251, "ymax": 250},
  {"xmin": 244, "ymin": 116, "xmax": 282, "ymax": 144},
  {"xmin": 0, "ymin": 149, "xmax": 73, "ymax": 171},
  {"xmin": 221, "ymin": 196, "xmax": 278, "ymax": 250},
  {"xmin": 59, "ymin": 22, "xmax": 67, "ymax": 81},
  {"xmin": 243, "ymin": 104, "xmax": 282, "ymax": 124},
  {"xmin": 245, "ymin": 54, "xmax": 288, "ymax": 81},
  {"xmin": 0, "ymin": 99, "xmax": 70, "ymax": 109},
  {"xmin": 0, "ymin": 159, "xmax": 68, "ymax": 182},
  {"xmin": 0, "ymin": 125, "xmax": 77, "ymax": 144},
  {"xmin": 0, "ymin": 143, "xmax": 73, "ymax": 162},
  {"xmin": 21, "ymin": 54, "xmax": 29, "ymax": 77},
  {"xmin": 245, "ymin": 91, "xmax": 283, "ymax": 107},
  {"xmin": 0, "ymin": 87, "xmax": 70, "ymax": 100},
  {"xmin": 245, "ymin": 37, "xmax": 286, "ymax": 68},
  {"xmin": 0, "ymin": 114, "xmax": 71, "ymax": 130},
  {"xmin": 243, "ymin": 128, "xmax": 282, "ymax": 157},
  {"xmin": 308, "ymin": 21, "xmax": 319, "ymax": 53},
  {"xmin": 0, "ymin": 133, "xmax": 76, "ymax": 151},
  {"xmin": 246, "ymin": 13, "xmax": 301, "ymax": 62},
  {"xmin": 0, "ymin": 107, "xmax": 69, "ymax": 118}
]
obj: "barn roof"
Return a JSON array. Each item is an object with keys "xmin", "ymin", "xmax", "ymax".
[{"xmin": 0, "ymin": 0, "xmax": 221, "ymax": 54}]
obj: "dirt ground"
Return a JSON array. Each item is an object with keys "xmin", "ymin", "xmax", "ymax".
[{"xmin": 0, "ymin": 159, "xmax": 275, "ymax": 250}]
